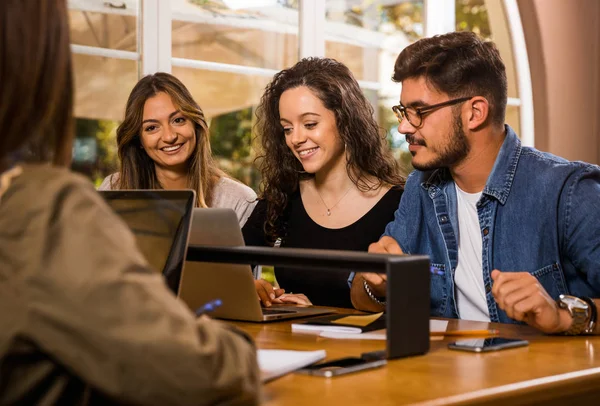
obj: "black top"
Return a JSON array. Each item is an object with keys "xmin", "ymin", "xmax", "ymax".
[{"xmin": 242, "ymin": 187, "xmax": 403, "ymax": 308}]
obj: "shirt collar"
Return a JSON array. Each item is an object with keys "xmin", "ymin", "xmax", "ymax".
[
  {"xmin": 419, "ymin": 125, "xmax": 521, "ymax": 205},
  {"xmin": 482, "ymin": 125, "xmax": 521, "ymax": 205}
]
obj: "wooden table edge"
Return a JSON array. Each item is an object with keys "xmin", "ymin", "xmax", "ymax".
[{"xmin": 410, "ymin": 366, "xmax": 600, "ymax": 405}]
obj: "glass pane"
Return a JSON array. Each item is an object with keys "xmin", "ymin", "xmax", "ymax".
[
  {"xmin": 456, "ymin": 0, "xmax": 519, "ymax": 99},
  {"xmin": 325, "ymin": 0, "xmax": 422, "ymax": 81},
  {"xmin": 455, "ymin": 0, "xmax": 491, "ymax": 39},
  {"xmin": 172, "ymin": 67, "xmax": 272, "ymax": 191},
  {"xmin": 71, "ymin": 54, "xmax": 139, "ymax": 185},
  {"xmin": 171, "ymin": 0, "xmax": 298, "ymax": 71},
  {"xmin": 325, "ymin": 1, "xmax": 421, "ymax": 176},
  {"xmin": 68, "ymin": 1, "xmax": 139, "ymax": 51}
]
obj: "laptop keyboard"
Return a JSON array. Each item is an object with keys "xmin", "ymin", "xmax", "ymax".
[{"xmin": 262, "ymin": 308, "xmax": 298, "ymax": 315}]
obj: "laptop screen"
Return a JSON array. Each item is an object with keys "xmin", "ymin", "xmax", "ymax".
[{"xmin": 100, "ymin": 190, "xmax": 195, "ymax": 294}]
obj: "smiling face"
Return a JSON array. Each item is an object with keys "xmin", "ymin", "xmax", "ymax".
[
  {"xmin": 279, "ymin": 86, "xmax": 345, "ymax": 175},
  {"xmin": 140, "ymin": 92, "xmax": 196, "ymax": 173},
  {"xmin": 399, "ymin": 76, "xmax": 470, "ymax": 171}
]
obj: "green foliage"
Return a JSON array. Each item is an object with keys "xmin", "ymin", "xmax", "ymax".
[
  {"xmin": 209, "ymin": 107, "xmax": 261, "ymax": 191},
  {"xmin": 455, "ymin": 0, "xmax": 491, "ymax": 39},
  {"xmin": 383, "ymin": 2, "xmax": 424, "ymax": 40},
  {"xmin": 261, "ymin": 266, "xmax": 277, "ymax": 285},
  {"xmin": 188, "ymin": 0, "xmax": 214, "ymax": 7},
  {"xmin": 209, "ymin": 108, "xmax": 253, "ymax": 160},
  {"xmin": 72, "ymin": 118, "xmax": 119, "ymax": 186}
]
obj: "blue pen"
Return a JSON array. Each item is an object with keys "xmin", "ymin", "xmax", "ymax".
[
  {"xmin": 195, "ymin": 299, "xmax": 223, "ymax": 317},
  {"xmin": 430, "ymin": 265, "xmax": 445, "ymax": 276}
]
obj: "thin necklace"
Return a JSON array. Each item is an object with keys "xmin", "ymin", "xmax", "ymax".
[{"xmin": 314, "ymin": 183, "xmax": 353, "ymax": 216}]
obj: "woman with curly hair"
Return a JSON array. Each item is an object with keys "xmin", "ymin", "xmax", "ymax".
[
  {"xmin": 99, "ymin": 72, "xmax": 256, "ymax": 226},
  {"xmin": 242, "ymin": 57, "xmax": 405, "ymax": 309}
]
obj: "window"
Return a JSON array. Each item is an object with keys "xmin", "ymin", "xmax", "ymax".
[
  {"xmin": 170, "ymin": 0, "xmax": 299, "ymax": 189},
  {"xmin": 68, "ymin": 0, "xmax": 532, "ymax": 186},
  {"xmin": 325, "ymin": 1, "xmax": 424, "ymax": 174},
  {"xmin": 69, "ymin": 0, "xmax": 140, "ymax": 185}
]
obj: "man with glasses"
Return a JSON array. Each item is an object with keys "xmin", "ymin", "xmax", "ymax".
[{"xmin": 353, "ymin": 31, "xmax": 600, "ymax": 336}]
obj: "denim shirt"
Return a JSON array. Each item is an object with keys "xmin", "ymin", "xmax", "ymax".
[{"xmin": 384, "ymin": 126, "xmax": 600, "ymax": 323}]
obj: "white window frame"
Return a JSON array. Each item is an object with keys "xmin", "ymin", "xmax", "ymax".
[
  {"xmin": 68, "ymin": 0, "xmax": 141, "ymax": 64},
  {"xmin": 142, "ymin": 0, "xmax": 171, "ymax": 74},
  {"xmin": 424, "ymin": 0, "xmax": 456, "ymax": 36},
  {"xmin": 68, "ymin": 0, "xmax": 533, "ymax": 146},
  {"xmin": 504, "ymin": 0, "xmax": 534, "ymax": 147}
]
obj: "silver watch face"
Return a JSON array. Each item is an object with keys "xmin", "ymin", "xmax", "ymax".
[{"xmin": 559, "ymin": 295, "xmax": 588, "ymax": 310}]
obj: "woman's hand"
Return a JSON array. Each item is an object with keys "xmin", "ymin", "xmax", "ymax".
[
  {"xmin": 254, "ymin": 279, "xmax": 285, "ymax": 307},
  {"xmin": 278, "ymin": 293, "xmax": 312, "ymax": 306}
]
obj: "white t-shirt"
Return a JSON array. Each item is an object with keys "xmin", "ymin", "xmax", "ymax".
[{"xmin": 454, "ymin": 184, "xmax": 490, "ymax": 322}]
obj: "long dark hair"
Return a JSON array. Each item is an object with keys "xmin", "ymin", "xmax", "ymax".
[
  {"xmin": 0, "ymin": 0, "xmax": 73, "ymax": 171},
  {"xmin": 114, "ymin": 72, "xmax": 224, "ymax": 207},
  {"xmin": 255, "ymin": 57, "xmax": 404, "ymax": 243}
]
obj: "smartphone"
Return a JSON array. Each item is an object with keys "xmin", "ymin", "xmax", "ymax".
[
  {"xmin": 448, "ymin": 337, "xmax": 529, "ymax": 353},
  {"xmin": 296, "ymin": 357, "xmax": 387, "ymax": 377}
]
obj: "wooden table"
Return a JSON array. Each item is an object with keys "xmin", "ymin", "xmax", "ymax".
[{"xmin": 233, "ymin": 316, "xmax": 600, "ymax": 405}]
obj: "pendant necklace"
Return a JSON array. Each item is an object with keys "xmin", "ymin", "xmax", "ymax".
[{"xmin": 314, "ymin": 184, "xmax": 353, "ymax": 216}]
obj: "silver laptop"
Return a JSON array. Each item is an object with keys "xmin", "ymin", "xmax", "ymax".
[{"xmin": 178, "ymin": 208, "xmax": 335, "ymax": 322}]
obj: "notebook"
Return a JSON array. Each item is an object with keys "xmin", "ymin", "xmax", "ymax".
[
  {"xmin": 318, "ymin": 319, "xmax": 450, "ymax": 340},
  {"xmin": 291, "ymin": 312, "xmax": 386, "ymax": 334},
  {"xmin": 99, "ymin": 190, "xmax": 195, "ymax": 294},
  {"xmin": 257, "ymin": 349, "xmax": 326, "ymax": 382},
  {"xmin": 179, "ymin": 208, "xmax": 335, "ymax": 322}
]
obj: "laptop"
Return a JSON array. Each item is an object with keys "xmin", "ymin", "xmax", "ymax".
[
  {"xmin": 179, "ymin": 208, "xmax": 335, "ymax": 322},
  {"xmin": 99, "ymin": 190, "xmax": 195, "ymax": 294}
]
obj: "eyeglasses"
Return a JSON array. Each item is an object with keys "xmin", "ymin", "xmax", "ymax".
[{"xmin": 392, "ymin": 96, "xmax": 473, "ymax": 128}]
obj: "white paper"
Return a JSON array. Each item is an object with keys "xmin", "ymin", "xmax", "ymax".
[
  {"xmin": 319, "ymin": 320, "xmax": 449, "ymax": 340},
  {"xmin": 257, "ymin": 349, "xmax": 326, "ymax": 382},
  {"xmin": 291, "ymin": 323, "xmax": 362, "ymax": 334}
]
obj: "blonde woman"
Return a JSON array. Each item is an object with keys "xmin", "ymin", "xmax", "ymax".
[{"xmin": 99, "ymin": 72, "xmax": 256, "ymax": 226}]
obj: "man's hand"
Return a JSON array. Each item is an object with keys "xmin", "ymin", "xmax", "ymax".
[
  {"xmin": 360, "ymin": 273, "xmax": 387, "ymax": 298},
  {"xmin": 368, "ymin": 236, "xmax": 404, "ymax": 255},
  {"xmin": 254, "ymin": 279, "xmax": 285, "ymax": 307},
  {"xmin": 362, "ymin": 236, "xmax": 403, "ymax": 297},
  {"xmin": 491, "ymin": 270, "xmax": 572, "ymax": 333}
]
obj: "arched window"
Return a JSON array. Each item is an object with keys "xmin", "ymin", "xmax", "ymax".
[{"xmin": 68, "ymin": 0, "xmax": 532, "ymax": 184}]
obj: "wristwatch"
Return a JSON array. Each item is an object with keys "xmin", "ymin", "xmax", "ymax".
[
  {"xmin": 363, "ymin": 279, "xmax": 386, "ymax": 307},
  {"xmin": 556, "ymin": 295, "xmax": 597, "ymax": 335}
]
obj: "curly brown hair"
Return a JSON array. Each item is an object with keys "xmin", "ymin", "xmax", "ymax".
[
  {"xmin": 255, "ymin": 57, "xmax": 404, "ymax": 243},
  {"xmin": 114, "ymin": 72, "xmax": 224, "ymax": 207}
]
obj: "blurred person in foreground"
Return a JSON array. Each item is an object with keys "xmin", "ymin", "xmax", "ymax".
[{"xmin": 0, "ymin": 1, "xmax": 260, "ymax": 404}]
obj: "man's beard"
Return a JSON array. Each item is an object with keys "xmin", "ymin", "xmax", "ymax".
[{"xmin": 410, "ymin": 114, "xmax": 470, "ymax": 171}]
